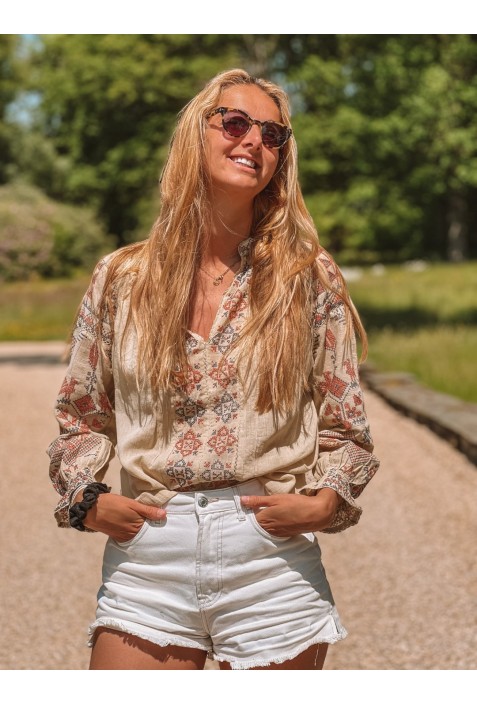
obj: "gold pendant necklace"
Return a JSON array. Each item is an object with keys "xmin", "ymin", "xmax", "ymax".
[{"xmin": 200, "ymin": 257, "xmax": 240, "ymax": 286}]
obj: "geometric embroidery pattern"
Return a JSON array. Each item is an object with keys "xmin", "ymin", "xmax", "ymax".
[
  {"xmin": 213, "ymin": 392, "xmax": 239, "ymax": 423},
  {"xmin": 48, "ymin": 244, "xmax": 379, "ymax": 532}
]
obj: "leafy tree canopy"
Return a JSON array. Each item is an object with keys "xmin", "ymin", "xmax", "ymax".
[{"xmin": 1, "ymin": 34, "xmax": 476, "ymax": 263}]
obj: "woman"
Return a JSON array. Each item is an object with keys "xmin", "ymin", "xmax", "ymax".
[{"xmin": 48, "ymin": 68, "xmax": 379, "ymax": 670}]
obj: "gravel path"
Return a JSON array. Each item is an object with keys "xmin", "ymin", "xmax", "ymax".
[{"xmin": 1, "ymin": 343, "xmax": 476, "ymax": 670}]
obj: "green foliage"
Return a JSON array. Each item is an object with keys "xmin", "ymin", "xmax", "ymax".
[
  {"xmin": 2, "ymin": 34, "xmax": 477, "ymax": 261},
  {"xmin": 0, "ymin": 35, "xmax": 22, "ymax": 183},
  {"xmin": 291, "ymin": 35, "xmax": 477, "ymax": 262},
  {"xmin": 6, "ymin": 130, "xmax": 72, "ymax": 199},
  {"xmin": 26, "ymin": 34, "xmax": 242, "ymax": 243},
  {"xmin": 0, "ymin": 182, "xmax": 113, "ymax": 281}
]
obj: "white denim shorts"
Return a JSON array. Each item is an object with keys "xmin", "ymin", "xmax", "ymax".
[{"xmin": 88, "ymin": 479, "xmax": 347, "ymax": 669}]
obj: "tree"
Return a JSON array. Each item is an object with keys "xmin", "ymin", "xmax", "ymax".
[
  {"xmin": 26, "ymin": 35, "xmax": 243, "ymax": 244},
  {"xmin": 288, "ymin": 35, "xmax": 477, "ymax": 262},
  {"xmin": 0, "ymin": 35, "xmax": 21, "ymax": 184},
  {"xmin": 8, "ymin": 34, "xmax": 477, "ymax": 262}
]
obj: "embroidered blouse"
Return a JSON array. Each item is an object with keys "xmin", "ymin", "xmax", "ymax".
[{"xmin": 47, "ymin": 238, "xmax": 379, "ymax": 533}]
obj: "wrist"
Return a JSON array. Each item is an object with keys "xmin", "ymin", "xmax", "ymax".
[
  {"xmin": 69, "ymin": 482, "xmax": 111, "ymax": 531},
  {"xmin": 311, "ymin": 488, "xmax": 342, "ymax": 528},
  {"xmin": 315, "ymin": 487, "xmax": 342, "ymax": 510}
]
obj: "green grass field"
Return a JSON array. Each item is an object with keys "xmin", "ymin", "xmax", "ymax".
[
  {"xmin": 347, "ymin": 261, "xmax": 477, "ymax": 403},
  {"xmin": 0, "ymin": 276, "xmax": 89, "ymax": 341},
  {"xmin": 1, "ymin": 261, "xmax": 476, "ymax": 402}
]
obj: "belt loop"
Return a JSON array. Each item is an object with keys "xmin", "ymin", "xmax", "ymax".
[{"xmin": 233, "ymin": 489, "xmax": 246, "ymax": 521}]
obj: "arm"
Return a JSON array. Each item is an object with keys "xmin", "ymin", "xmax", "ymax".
[
  {"xmin": 48, "ymin": 258, "xmax": 167, "ymax": 537},
  {"xmin": 47, "ymin": 258, "xmax": 117, "ymax": 528},
  {"xmin": 242, "ymin": 287, "xmax": 379, "ymax": 536},
  {"xmin": 299, "ymin": 288, "xmax": 380, "ymax": 532}
]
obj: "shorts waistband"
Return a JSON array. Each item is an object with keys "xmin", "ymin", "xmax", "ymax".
[{"xmin": 164, "ymin": 479, "xmax": 265, "ymax": 515}]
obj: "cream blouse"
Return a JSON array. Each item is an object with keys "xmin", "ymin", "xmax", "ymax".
[{"xmin": 48, "ymin": 238, "xmax": 379, "ymax": 533}]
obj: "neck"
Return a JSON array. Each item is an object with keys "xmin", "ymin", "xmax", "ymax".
[{"xmin": 202, "ymin": 190, "xmax": 254, "ymax": 264}]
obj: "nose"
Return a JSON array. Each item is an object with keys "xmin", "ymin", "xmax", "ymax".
[{"xmin": 242, "ymin": 121, "xmax": 263, "ymax": 148}]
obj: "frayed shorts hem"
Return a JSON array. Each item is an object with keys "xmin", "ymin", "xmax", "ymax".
[
  {"xmin": 214, "ymin": 629, "xmax": 348, "ymax": 670},
  {"xmin": 87, "ymin": 618, "xmax": 211, "ymax": 653},
  {"xmin": 90, "ymin": 480, "xmax": 348, "ymax": 668},
  {"xmin": 88, "ymin": 617, "xmax": 348, "ymax": 669}
]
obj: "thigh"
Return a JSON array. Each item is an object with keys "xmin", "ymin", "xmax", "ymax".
[
  {"xmin": 218, "ymin": 643, "xmax": 329, "ymax": 670},
  {"xmin": 209, "ymin": 515, "xmax": 346, "ymax": 668},
  {"xmin": 90, "ymin": 627, "xmax": 208, "ymax": 670}
]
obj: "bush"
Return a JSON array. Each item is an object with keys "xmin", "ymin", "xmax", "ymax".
[{"xmin": 0, "ymin": 182, "xmax": 114, "ymax": 280}]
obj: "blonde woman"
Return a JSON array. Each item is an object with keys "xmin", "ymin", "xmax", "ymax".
[{"xmin": 48, "ymin": 68, "xmax": 379, "ymax": 670}]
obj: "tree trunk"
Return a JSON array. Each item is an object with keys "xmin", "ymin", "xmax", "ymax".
[{"xmin": 447, "ymin": 193, "xmax": 468, "ymax": 262}]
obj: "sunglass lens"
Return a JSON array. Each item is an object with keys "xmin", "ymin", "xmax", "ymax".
[
  {"xmin": 223, "ymin": 112, "xmax": 250, "ymax": 138},
  {"xmin": 262, "ymin": 122, "xmax": 288, "ymax": 148}
]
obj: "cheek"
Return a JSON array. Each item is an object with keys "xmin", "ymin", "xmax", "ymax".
[
  {"xmin": 203, "ymin": 136, "xmax": 215, "ymax": 173},
  {"xmin": 262, "ymin": 154, "xmax": 280, "ymax": 184},
  {"xmin": 204, "ymin": 131, "xmax": 224, "ymax": 169}
]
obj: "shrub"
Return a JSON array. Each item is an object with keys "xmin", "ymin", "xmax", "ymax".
[{"xmin": 0, "ymin": 182, "xmax": 114, "ymax": 280}]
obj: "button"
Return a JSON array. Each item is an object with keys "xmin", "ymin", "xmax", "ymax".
[{"xmin": 198, "ymin": 496, "xmax": 208, "ymax": 508}]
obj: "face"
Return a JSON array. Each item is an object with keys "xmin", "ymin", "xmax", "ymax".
[{"xmin": 204, "ymin": 85, "xmax": 282, "ymax": 203}]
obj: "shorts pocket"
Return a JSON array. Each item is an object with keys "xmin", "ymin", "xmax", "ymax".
[
  {"xmin": 246, "ymin": 509, "xmax": 291, "ymax": 542},
  {"xmin": 113, "ymin": 519, "xmax": 151, "ymax": 548}
]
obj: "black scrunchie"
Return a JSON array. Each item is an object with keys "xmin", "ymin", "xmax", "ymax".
[{"xmin": 69, "ymin": 482, "xmax": 111, "ymax": 531}]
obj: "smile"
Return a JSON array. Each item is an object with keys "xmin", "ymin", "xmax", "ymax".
[{"xmin": 230, "ymin": 156, "xmax": 258, "ymax": 170}]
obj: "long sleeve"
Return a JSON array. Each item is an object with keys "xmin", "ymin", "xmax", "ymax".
[
  {"xmin": 47, "ymin": 258, "xmax": 117, "ymax": 527},
  {"xmin": 298, "ymin": 281, "xmax": 380, "ymax": 533}
]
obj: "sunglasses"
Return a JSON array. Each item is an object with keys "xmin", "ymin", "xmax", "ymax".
[{"xmin": 207, "ymin": 107, "xmax": 292, "ymax": 149}]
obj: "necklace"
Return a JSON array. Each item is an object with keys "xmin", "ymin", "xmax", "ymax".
[{"xmin": 200, "ymin": 257, "xmax": 240, "ymax": 286}]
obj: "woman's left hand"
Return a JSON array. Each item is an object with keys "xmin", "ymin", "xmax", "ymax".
[{"xmin": 240, "ymin": 489, "xmax": 342, "ymax": 536}]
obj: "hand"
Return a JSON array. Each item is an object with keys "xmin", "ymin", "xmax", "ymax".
[
  {"xmin": 73, "ymin": 491, "xmax": 166, "ymax": 542},
  {"xmin": 240, "ymin": 489, "xmax": 342, "ymax": 537}
]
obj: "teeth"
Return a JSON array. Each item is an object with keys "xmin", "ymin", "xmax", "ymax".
[{"xmin": 231, "ymin": 157, "xmax": 257, "ymax": 169}]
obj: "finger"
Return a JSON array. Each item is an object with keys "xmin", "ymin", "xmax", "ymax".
[
  {"xmin": 132, "ymin": 502, "xmax": 166, "ymax": 521},
  {"xmin": 240, "ymin": 495, "xmax": 275, "ymax": 509}
]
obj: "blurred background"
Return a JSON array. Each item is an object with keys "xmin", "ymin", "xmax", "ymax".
[{"xmin": 1, "ymin": 34, "xmax": 476, "ymax": 402}]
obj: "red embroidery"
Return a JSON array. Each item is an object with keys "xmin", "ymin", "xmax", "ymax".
[
  {"xmin": 60, "ymin": 377, "xmax": 78, "ymax": 397},
  {"xmin": 209, "ymin": 360, "xmax": 237, "ymax": 389},
  {"xmin": 207, "ymin": 426, "xmax": 237, "ymax": 455},
  {"xmin": 74, "ymin": 395, "xmax": 97, "ymax": 415},
  {"xmin": 175, "ymin": 429, "xmax": 202, "ymax": 457}
]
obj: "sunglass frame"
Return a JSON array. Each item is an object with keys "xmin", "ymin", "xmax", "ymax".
[{"xmin": 206, "ymin": 107, "xmax": 292, "ymax": 148}]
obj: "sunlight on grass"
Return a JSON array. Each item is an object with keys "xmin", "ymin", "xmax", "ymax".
[
  {"xmin": 0, "ymin": 276, "xmax": 89, "ymax": 341},
  {"xmin": 364, "ymin": 325, "xmax": 477, "ymax": 403},
  {"xmin": 347, "ymin": 261, "xmax": 477, "ymax": 403}
]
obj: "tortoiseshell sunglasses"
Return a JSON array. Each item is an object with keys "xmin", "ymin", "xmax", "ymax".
[{"xmin": 207, "ymin": 107, "xmax": 292, "ymax": 149}]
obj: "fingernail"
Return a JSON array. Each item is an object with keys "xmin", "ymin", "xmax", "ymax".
[{"xmin": 241, "ymin": 496, "xmax": 250, "ymax": 505}]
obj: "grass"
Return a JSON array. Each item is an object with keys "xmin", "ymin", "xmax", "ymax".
[
  {"xmin": 347, "ymin": 261, "xmax": 477, "ymax": 403},
  {"xmin": 0, "ymin": 261, "xmax": 476, "ymax": 402},
  {"xmin": 0, "ymin": 275, "xmax": 89, "ymax": 341}
]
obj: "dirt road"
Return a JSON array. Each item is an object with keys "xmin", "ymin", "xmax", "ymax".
[{"xmin": 1, "ymin": 342, "xmax": 476, "ymax": 669}]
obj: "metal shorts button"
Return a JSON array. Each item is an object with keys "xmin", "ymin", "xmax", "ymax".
[{"xmin": 198, "ymin": 496, "xmax": 208, "ymax": 508}]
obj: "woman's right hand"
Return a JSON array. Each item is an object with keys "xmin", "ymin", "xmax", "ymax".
[{"xmin": 73, "ymin": 491, "xmax": 167, "ymax": 542}]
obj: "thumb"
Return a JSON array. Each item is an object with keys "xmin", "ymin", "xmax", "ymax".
[
  {"xmin": 133, "ymin": 501, "xmax": 167, "ymax": 521},
  {"xmin": 240, "ymin": 495, "xmax": 275, "ymax": 509}
]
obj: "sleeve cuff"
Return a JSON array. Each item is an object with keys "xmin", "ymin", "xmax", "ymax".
[
  {"xmin": 53, "ymin": 469, "xmax": 96, "ymax": 528},
  {"xmin": 297, "ymin": 466, "xmax": 363, "ymax": 533}
]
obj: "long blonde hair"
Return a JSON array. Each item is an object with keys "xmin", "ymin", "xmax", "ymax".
[{"xmin": 102, "ymin": 68, "xmax": 366, "ymax": 414}]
